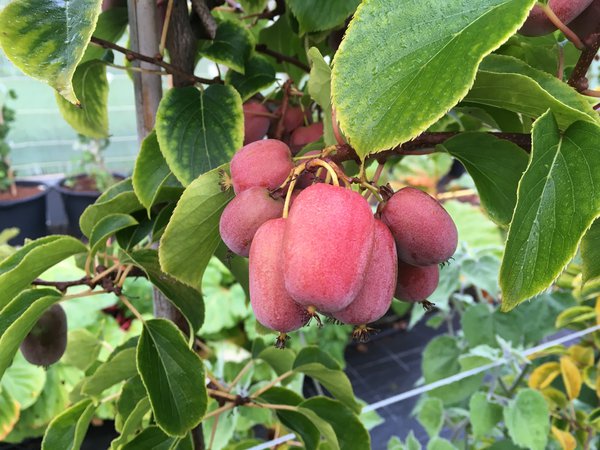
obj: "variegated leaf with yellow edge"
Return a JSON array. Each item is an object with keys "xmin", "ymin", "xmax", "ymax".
[
  {"xmin": 595, "ymin": 296, "xmax": 600, "ymax": 325},
  {"xmin": 527, "ymin": 345, "xmax": 565, "ymax": 361},
  {"xmin": 597, "ymin": 363, "xmax": 600, "ymax": 398},
  {"xmin": 551, "ymin": 426, "xmax": 576, "ymax": 450},
  {"xmin": 541, "ymin": 387, "xmax": 568, "ymax": 410},
  {"xmin": 582, "ymin": 365, "xmax": 597, "ymax": 391},
  {"xmin": 560, "ymin": 357, "xmax": 582, "ymax": 400},
  {"xmin": 556, "ymin": 306, "xmax": 596, "ymax": 329},
  {"xmin": 567, "ymin": 345, "xmax": 594, "ymax": 368},
  {"xmin": 529, "ymin": 362, "xmax": 561, "ymax": 390}
]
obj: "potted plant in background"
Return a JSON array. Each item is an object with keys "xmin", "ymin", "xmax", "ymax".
[
  {"xmin": 0, "ymin": 86, "xmax": 48, "ymax": 245},
  {"xmin": 55, "ymin": 135, "xmax": 120, "ymax": 236}
]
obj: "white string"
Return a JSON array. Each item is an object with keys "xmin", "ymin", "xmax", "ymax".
[{"xmin": 247, "ymin": 324, "xmax": 600, "ymax": 450}]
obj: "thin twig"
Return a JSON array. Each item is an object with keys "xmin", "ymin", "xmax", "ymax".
[
  {"xmin": 251, "ymin": 371, "xmax": 294, "ymax": 398},
  {"xmin": 90, "ymin": 36, "xmax": 221, "ymax": 85},
  {"xmin": 227, "ymin": 360, "xmax": 254, "ymax": 392},
  {"xmin": 255, "ymin": 44, "xmax": 310, "ymax": 72},
  {"xmin": 159, "ymin": 0, "xmax": 175, "ymax": 55}
]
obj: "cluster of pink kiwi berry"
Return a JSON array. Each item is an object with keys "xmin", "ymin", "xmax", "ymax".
[{"xmin": 219, "ymin": 138, "xmax": 458, "ymax": 347}]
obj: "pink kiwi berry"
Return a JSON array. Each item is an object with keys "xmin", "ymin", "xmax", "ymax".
[
  {"xmin": 219, "ymin": 187, "xmax": 284, "ymax": 257},
  {"xmin": 273, "ymin": 105, "xmax": 309, "ymax": 135},
  {"xmin": 230, "ymin": 139, "xmax": 294, "ymax": 195},
  {"xmin": 289, "ymin": 122, "xmax": 324, "ymax": 155},
  {"xmin": 332, "ymin": 220, "xmax": 397, "ymax": 326},
  {"xmin": 395, "ymin": 260, "xmax": 439, "ymax": 303},
  {"xmin": 380, "ymin": 187, "xmax": 457, "ymax": 266},
  {"xmin": 243, "ymin": 101, "xmax": 271, "ymax": 145},
  {"xmin": 519, "ymin": 0, "xmax": 593, "ymax": 36},
  {"xmin": 283, "ymin": 183, "xmax": 375, "ymax": 313},
  {"xmin": 250, "ymin": 218, "xmax": 309, "ymax": 347},
  {"xmin": 569, "ymin": 0, "xmax": 600, "ymax": 39}
]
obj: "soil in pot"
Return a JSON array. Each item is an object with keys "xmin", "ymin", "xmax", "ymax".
[
  {"xmin": 0, "ymin": 181, "xmax": 48, "ymax": 245},
  {"xmin": 56, "ymin": 174, "xmax": 121, "ymax": 237}
]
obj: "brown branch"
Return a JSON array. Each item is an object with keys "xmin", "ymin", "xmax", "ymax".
[
  {"xmin": 330, "ymin": 132, "xmax": 531, "ymax": 164},
  {"xmin": 31, "ymin": 267, "xmax": 146, "ymax": 293},
  {"xmin": 568, "ymin": 32, "xmax": 600, "ymax": 92},
  {"xmin": 255, "ymin": 44, "xmax": 310, "ymax": 72},
  {"xmin": 90, "ymin": 36, "xmax": 221, "ymax": 85}
]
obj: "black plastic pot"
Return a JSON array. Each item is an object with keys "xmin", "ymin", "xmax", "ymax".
[
  {"xmin": 0, "ymin": 181, "xmax": 49, "ymax": 245},
  {"xmin": 55, "ymin": 175, "xmax": 106, "ymax": 237}
]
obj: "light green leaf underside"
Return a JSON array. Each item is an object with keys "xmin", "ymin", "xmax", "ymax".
[
  {"xmin": 136, "ymin": 319, "xmax": 207, "ymax": 436},
  {"xmin": 159, "ymin": 166, "xmax": 234, "ymax": 288},
  {"xmin": 307, "ymin": 47, "xmax": 336, "ymax": 146},
  {"xmin": 331, "ymin": 0, "xmax": 536, "ymax": 158},
  {"xmin": 0, "ymin": 0, "xmax": 102, "ymax": 104},
  {"xmin": 503, "ymin": 389, "xmax": 549, "ymax": 450},
  {"xmin": 286, "ymin": 0, "xmax": 360, "ymax": 34},
  {"xmin": 500, "ymin": 112, "xmax": 600, "ymax": 310},
  {"xmin": 56, "ymin": 60, "xmax": 109, "ymax": 138},
  {"xmin": 156, "ymin": 85, "xmax": 243, "ymax": 186},
  {"xmin": 440, "ymin": 132, "xmax": 528, "ymax": 226},
  {"xmin": 89, "ymin": 213, "xmax": 138, "ymax": 255},
  {"xmin": 0, "ymin": 236, "xmax": 87, "ymax": 309},
  {"xmin": 466, "ymin": 55, "xmax": 600, "ymax": 130}
]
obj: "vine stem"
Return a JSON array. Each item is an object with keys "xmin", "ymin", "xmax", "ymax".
[
  {"xmin": 251, "ymin": 370, "xmax": 294, "ymax": 398},
  {"xmin": 255, "ymin": 44, "xmax": 310, "ymax": 72},
  {"xmin": 90, "ymin": 36, "xmax": 220, "ymax": 85}
]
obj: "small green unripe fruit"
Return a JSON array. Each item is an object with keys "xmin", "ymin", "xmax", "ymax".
[
  {"xmin": 243, "ymin": 101, "xmax": 271, "ymax": 145},
  {"xmin": 230, "ymin": 139, "xmax": 294, "ymax": 194},
  {"xmin": 381, "ymin": 187, "xmax": 457, "ymax": 266},
  {"xmin": 250, "ymin": 218, "xmax": 309, "ymax": 333},
  {"xmin": 519, "ymin": 0, "xmax": 593, "ymax": 36},
  {"xmin": 284, "ymin": 184, "xmax": 375, "ymax": 313},
  {"xmin": 395, "ymin": 260, "xmax": 439, "ymax": 302},
  {"xmin": 20, "ymin": 304, "xmax": 68, "ymax": 367},
  {"xmin": 219, "ymin": 187, "xmax": 284, "ymax": 257},
  {"xmin": 332, "ymin": 220, "xmax": 397, "ymax": 325}
]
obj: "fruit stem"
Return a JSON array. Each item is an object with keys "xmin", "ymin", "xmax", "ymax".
[
  {"xmin": 306, "ymin": 159, "xmax": 339, "ymax": 187},
  {"xmin": 203, "ymin": 403, "xmax": 235, "ymax": 420},
  {"xmin": 119, "ymin": 294, "xmax": 145, "ymax": 323},
  {"xmin": 90, "ymin": 264, "xmax": 120, "ymax": 285},
  {"xmin": 538, "ymin": 3, "xmax": 585, "ymax": 50},
  {"xmin": 227, "ymin": 360, "xmax": 254, "ymax": 392},
  {"xmin": 282, "ymin": 164, "xmax": 306, "ymax": 218},
  {"xmin": 251, "ymin": 370, "xmax": 294, "ymax": 398}
]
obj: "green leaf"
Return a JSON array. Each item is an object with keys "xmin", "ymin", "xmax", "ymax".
[
  {"xmin": 417, "ymin": 397, "xmax": 444, "ymax": 437},
  {"xmin": 1, "ymin": 353, "xmax": 46, "ymax": 410},
  {"xmin": 239, "ymin": 0, "xmax": 267, "ymax": 14},
  {"xmin": 0, "ymin": 389, "xmax": 19, "ymax": 440},
  {"xmin": 469, "ymin": 392, "xmax": 502, "ymax": 438},
  {"xmin": 286, "ymin": 0, "xmax": 360, "ymax": 34},
  {"xmin": 503, "ymin": 389, "xmax": 549, "ymax": 450},
  {"xmin": 293, "ymin": 347, "xmax": 360, "ymax": 413},
  {"xmin": 121, "ymin": 426, "xmax": 192, "ymax": 450},
  {"xmin": 214, "ymin": 241, "xmax": 250, "ymax": 299},
  {"xmin": 300, "ymin": 397, "xmax": 370, "ymax": 450},
  {"xmin": 110, "ymin": 397, "xmax": 151, "ymax": 448},
  {"xmin": 41, "ymin": 399, "xmax": 96, "ymax": 450},
  {"xmin": 466, "ymin": 55, "xmax": 599, "ymax": 130},
  {"xmin": 307, "ymin": 47, "xmax": 335, "ymax": 146},
  {"xmin": 0, "ymin": 0, "xmax": 102, "ymax": 104},
  {"xmin": 199, "ymin": 20, "xmax": 254, "ymax": 73},
  {"xmin": 156, "ymin": 86, "xmax": 243, "ymax": 186},
  {"xmin": 89, "ymin": 213, "xmax": 138, "ymax": 255},
  {"xmin": 0, "ymin": 289, "xmax": 62, "ymax": 379},
  {"xmin": 159, "ymin": 166, "xmax": 234, "ymax": 288},
  {"xmin": 295, "ymin": 406, "xmax": 340, "ymax": 450},
  {"xmin": 259, "ymin": 14, "xmax": 308, "ymax": 84},
  {"xmin": 259, "ymin": 387, "xmax": 320, "ymax": 450},
  {"xmin": 133, "ymin": 130, "xmax": 181, "ymax": 212},
  {"xmin": 126, "ymin": 249, "xmax": 204, "ymax": 333},
  {"xmin": 499, "ymin": 112, "xmax": 600, "ymax": 310},
  {"xmin": 79, "ymin": 179, "xmax": 161, "ymax": 238},
  {"xmin": 427, "ymin": 438, "xmax": 458, "ymax": 450},
  {"xmin": 63, "ymin": 329, "xmax": 102, "ymax": 371},
  {"xmin": 0, "ymin": 236, "xmax": 87, "ymax": 308},
  {"xmin": 81, "ymin": 7, "xmax": 128, "ymax": 63},
  {"xmin": 331, "ymin": 0, "xmax": 536, "ymax": 158},
  {"xmin": 81, "ymin": 347, "xmax": 138, "ymax": 397},
  {"xmin": 422, "ymin": 336, "xmax": 482, "ymax": 405},
  {"xmin": 439, "ymin": 132, "xmax": 529, "ymax": 226},
  {"xmin": 116, "ymin": 376, "xmax": 147, "ymax": 432},
  {"xmin": 581, "ymin": 219, "xmax": 600, "ymax": 284},
  {"xmin": 137, "ymin": 319, "xmax": 207, "ymax": 436},
  {"xmin": 56, "ymin": 60, "xmax": 109, "ymax": 138},
  {"xmin": 226, "ymin": 54, "xmax": 276, "ymax": 102}
]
